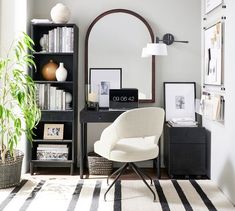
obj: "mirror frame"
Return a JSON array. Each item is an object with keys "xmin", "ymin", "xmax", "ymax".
[{"xmin": 85, "ymin": 9, "xmax": 155, "ymax": 103}]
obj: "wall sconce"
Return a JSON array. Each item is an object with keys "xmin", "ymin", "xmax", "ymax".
[{"xmin": 142, "ymin": 33, "xmax": 189, "ymax": 57}]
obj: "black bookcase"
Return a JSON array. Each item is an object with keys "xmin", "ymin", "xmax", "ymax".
[{"xmin": 29, "ymin": 23, "xmax": 78, "ymax": 175}]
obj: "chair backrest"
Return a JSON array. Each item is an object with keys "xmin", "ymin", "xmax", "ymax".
[{"xmin": 114, "ymin": 107, "xmax": 165, "ymax": 139}]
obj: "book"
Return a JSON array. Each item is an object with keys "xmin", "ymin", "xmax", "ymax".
[
  {"xmin": 168, "ymin": 117, "xmax": 198, "ymax": 127},
  {"xmin": 31, "ymin": 19, "xmax": 52, "ymax": 23}
]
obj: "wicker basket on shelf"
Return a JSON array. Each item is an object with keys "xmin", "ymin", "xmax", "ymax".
[{"xmin": 88, "ymin": 152, "xmax": 113, "ymax": 175}]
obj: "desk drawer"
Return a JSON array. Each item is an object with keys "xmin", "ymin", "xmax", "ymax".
[
  {"xmin": 80, "ymin": 110, "xmax": 124, "ymax": 123},
  {"xmin": 169, "ymin": 127, "xmax": 206, "ymax": 144}
]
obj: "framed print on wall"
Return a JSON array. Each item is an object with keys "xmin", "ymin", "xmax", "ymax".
[
  {"xmin": 89, "ymin": 68, "xmax": 122, "ymax": 108},
  {"xmin": 204, "ymin": 22, "xmax": 222, "ymax": 86},
  {"xmin": 43, "ymin": 124, "xmax": 64, "ymax": 140},
  {"xmin": 205, "ymin": 0, "xmax": 223, "ymax": 14},
  {"xmin": 164, "ymin": 82, "xmax": 196, "ymax": 121}
]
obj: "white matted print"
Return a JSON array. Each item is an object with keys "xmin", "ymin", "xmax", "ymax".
[
  {"xmin": 90, "ymin": 68, "xmax": 122, "ymax": 107},
  {"xmin": 204, "ymin": 22, "xmax": 222, "ymax": 85},
  {"xmin": 164, "ymin": 82, "xmax": 196, "ymax": 121},
  {"xmin": 205, "ymin": 0, "xmax": 223, "ymax": 14}
]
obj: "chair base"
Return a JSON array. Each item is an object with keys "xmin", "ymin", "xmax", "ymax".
[{"xmin": 104, "ymin": 162, "xmax": 156, "ymax": 202}]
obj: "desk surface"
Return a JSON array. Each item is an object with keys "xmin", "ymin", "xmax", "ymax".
[{"xmin": 80, "ymin": 108, "xmax": 125, "ymax": 123}]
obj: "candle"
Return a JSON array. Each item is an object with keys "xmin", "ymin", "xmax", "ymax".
[{"xmin": 88, "ymin": 92, "xmax": 98, "ymax": 102}]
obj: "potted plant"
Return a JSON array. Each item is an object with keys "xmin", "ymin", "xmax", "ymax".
[{"xmin": 0, "ymin": 32, "xmax": 41, "ymax": 188}]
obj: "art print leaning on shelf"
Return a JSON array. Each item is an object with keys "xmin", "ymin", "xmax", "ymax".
[
  {"xmin": 164, "ymin": 82, "xmax": 196, "ymax": 122},
  {"xmin": 43, "ymin": 124, "xmax": 64, "ymax": 140},
  {"xmin": 204, "ymin": 22, "xmax": 223, "ymax": 85},
  {"xmin": 89, "ymin": 68, "xmax": 122, "ymax": 108}
]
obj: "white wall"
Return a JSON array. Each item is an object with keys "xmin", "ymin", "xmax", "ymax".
[
  {"xmin": 30, "ymin": 0, "xmax": 201, "ymax": 167},
  {"xmin": 0, "ymin": 0, "xmax": 32, "ymax": 173},
  {"xmin": 201, "ymin": 0, "xmax": 235, "ymax": 205},
  {"xmin": 0, "ymin": 0, "xmax": 16, "ymax": 56}
]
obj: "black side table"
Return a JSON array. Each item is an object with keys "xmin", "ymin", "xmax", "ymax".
[{"xmin": 164, "ymin": 124, "xmax": 210, "ymax": 178}]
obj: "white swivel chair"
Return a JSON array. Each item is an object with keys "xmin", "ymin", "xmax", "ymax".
[{"xmin": 94, "ymin": 107, "xmax": 165, "ymax": 201}]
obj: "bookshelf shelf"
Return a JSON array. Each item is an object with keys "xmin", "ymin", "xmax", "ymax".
[
  {"xmin": 30, "ymin": 23, "xmax": 78, "ymax": 175},
  {"xmin": 33, "ymin": 139, "xmax": 72, "ymax": 143},
  {"xmin": 33, "ymin": 52, "xmax": 74, "ymax": 56},
  {"xmin": 34, "ymin": 80, "xmax": 73, "ymax": 84}
]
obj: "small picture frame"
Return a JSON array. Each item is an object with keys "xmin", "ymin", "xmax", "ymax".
[
  {"xmin": 43, "ymin": 124, "xmax": 64, "ymax": 140},
  {"xmin": 89, "ymin": 68, "xmax": 122, "ymax": 108},
  {"xmin": 164, "ymin": 82, "xmax": 196, "ymax": 121}
]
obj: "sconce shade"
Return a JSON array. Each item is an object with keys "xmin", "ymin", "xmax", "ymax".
[
  {"xmin": 141, "ymin": 47, "xmax": 150, "ymax": 58},
  {"xmin": 142, "ymin": 43, "xmax": 168, "ymax": 57},
  {"xmin": 141, "ymin": 33, "xmax": 188, "ymax": 57}
]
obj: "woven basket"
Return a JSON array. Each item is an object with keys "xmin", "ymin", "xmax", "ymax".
[
  {"xmin": 0, "ymin": 150, "xmax": 24, "ymax": 189},
  {"xmin": 88, "ymin": 152, "xmax": 113, "ymax": 175}
]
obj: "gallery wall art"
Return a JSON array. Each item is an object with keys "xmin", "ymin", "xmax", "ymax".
[{"xmin": 204, "ymin": 22, "xmax": 223, "ymax": 86}]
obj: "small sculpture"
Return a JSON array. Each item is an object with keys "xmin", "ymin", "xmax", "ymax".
[
  {"xmin": 50, "ymin": 3, "xmax": 71, "ymax": 24},
  {"xmin": 65, "ymin": 92, "xmax": 72, "ymax": 110}
]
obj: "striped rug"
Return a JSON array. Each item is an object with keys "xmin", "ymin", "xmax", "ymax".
[{"xmin": 0, "ymin": 175, "xmax": 234, "ymax": 211}]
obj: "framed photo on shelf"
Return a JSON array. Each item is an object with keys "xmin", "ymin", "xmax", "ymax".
[
  {"xmin": 204, "ymin": 22, "xmax": 222, "ymax": 85},
  {"xmin": 205, "ymin": 0, "xmax": 223, "ymax": 14},
  {"xmin": 43, "ymin": 124, "xmax": 64, "ymax": 140},
  {"xmin": 164, "ymin": 82, "xmax": 196, "ymax": 121},
  {"xmin": 89, "ymin": 68, "xmax": 122, "ymax": 108}
]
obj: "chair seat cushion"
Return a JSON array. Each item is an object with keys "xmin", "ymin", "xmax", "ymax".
[{"xmin": 94, "ymin": 136, "xmax": 159, "ymax": 162}]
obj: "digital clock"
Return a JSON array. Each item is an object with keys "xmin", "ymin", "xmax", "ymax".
[{"xmin": 109, "ymin": 89, "xmax": 138, "ymax": 110}]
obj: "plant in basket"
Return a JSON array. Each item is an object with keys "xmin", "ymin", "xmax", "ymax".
[{"xmin": 0, "ymin": 32, "xmax": 41, "ymax": 188}]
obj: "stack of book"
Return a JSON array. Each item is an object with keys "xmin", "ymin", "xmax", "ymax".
[
  {"xmin": 37, "ymin": 144, "xmax": 68, "ymax": 160},
  {"xmin": 36, "ymin": 84, "xmax": 71, "ymax": 110},
  {"xmin": 39, "ymin": 27, "xmax": 74, "ymax": 53},
  {"xmin": 168, "ymin": 117, "xmax": 198, "ymax": 127}
]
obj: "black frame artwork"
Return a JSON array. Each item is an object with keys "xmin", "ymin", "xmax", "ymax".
[{"xmin": 163, "ymin": 82, "xmax": 196, "ymax": 121}]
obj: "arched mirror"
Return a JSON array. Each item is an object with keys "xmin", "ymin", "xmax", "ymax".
[{"xmin": 85, "ymin": 9, "xmax": 155, "ymax": 103}]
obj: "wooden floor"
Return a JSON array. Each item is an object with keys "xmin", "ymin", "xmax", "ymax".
[{"xmin": 31, "ymin": 167, "xmax": 169, "ymax": 179}]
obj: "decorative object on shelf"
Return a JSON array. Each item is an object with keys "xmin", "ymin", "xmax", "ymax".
[
  {"xmin": 90, "ymin": 68, "xmax": 122, "ymax": 108},
  {"xmin": 164, "ymin": 82, "xmax": 196, "ymax": 122},
  {"xmin": 142, "ymin": 33, "xmax": 189, "ymax": 57},
  {"xmin": 85, "ymin": 84, "xmax": 99, "ymax": 110},
  {"xmin": 0, "ymin": 33, "xmax": 40, "ymax": 188},
  {"xmin": 50, "ymin": 3, "xmax": 71, "ymax": 24},
  {"xmin": 37, "ymin": 144, "xmax": 68, "ymax": 160},
  {"xmin": 39, "ymin": 34, "xmax": 48, "ymax": 52},
  {"xmin": 43, "ymin": 124, "xmax": 64, "ymax": 140},
  {"xmin": 204, "ymin": 22, "xmax": 222, "ymax": 86},
  {"xmin": 56, "ymin": 62, "xmax": 68, "ymax": 81},
  {"xmin": 65, "ymin": 92, "xmax": 73, "ymax": 110},
  {"xmin": 205, "ymin": 0, "xmax": 223, "ymax": 14},
  {"xmin": 41, "ymin": 60, "xmax": 58, "ymax": 81}
]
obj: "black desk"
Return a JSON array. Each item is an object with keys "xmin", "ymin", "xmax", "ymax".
[{"xmin": 79, "ymin": 108, "xmax": 125, "ymax": 179}]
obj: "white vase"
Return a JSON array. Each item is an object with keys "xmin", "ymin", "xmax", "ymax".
[
  {"xmin": 56, "ymin": 63, "xmax": 68, "ymax": 81},
  {"xmin": 50, "ymin": 3, "xmax": 71, "ymax": 24}
]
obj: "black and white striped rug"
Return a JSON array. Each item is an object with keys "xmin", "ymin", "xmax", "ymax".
[{"xmin": 0, "ymin": 176, "xmax": 234, "ymax": 211}]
